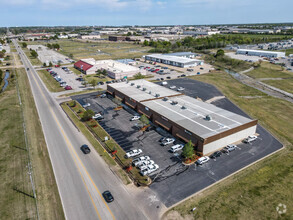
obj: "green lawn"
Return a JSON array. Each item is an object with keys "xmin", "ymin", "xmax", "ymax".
[
  {"xmin": 264, "ymin": 78, "xmax": 293, "ymax": 94},
  {"xmin": 165, "ymin": 71, "xmax": 293, "ymax": 219},
  {"xmin": 37, "ymin": 69, "xmax": 64, "ymax": 92},
  {"xmin": 246, "ymin": 62, "xmax": 293, "ymax": 79},
  {"xmin": 0, "ymin": 68, "xmax": 64, "ymax": 219},
  {"xmin": 24, "ymin": 39, "xmax": 152, "ymax": 60},
  {"xmin": 22, "ymin": 47, "xmax": 43, "ymax": 66}
]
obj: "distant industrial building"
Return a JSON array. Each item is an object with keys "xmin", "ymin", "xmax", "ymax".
[
  {"xmin": 144, "ymin": 54, "xmax": 203, "ymax": 68},
  {"xmin": 107, "ymin": 80, "xmax": 257, "ymax": 155},
  {"xmin": 108, "ymin": 36, "xmax": 127, "ymax": 41},
  {"xmin": 236, "ymin": 49, "xmax": 285, "ymax": 58},
  {"xmin": 74, "ymin": 58, "xmax": 146, "ymax": 79}
]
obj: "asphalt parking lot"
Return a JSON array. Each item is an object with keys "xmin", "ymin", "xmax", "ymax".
[
  {"xmin": 71, "ymin": 93, "xmax": 184, "ymax": 174},
  {"xmin": 49, "ymin": 67, "xmax": 85, "ymax": 91},
  {"xmin": 71, "ymin": 78, "xmax": 283, "ymax": 207}
]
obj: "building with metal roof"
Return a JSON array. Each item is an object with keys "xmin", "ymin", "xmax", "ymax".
[
  {"xmin": 144, "ymin": 54, "xmax": 203, "ymax": 68},
  {"xmin": 164, "ymin": 52, "xmax": 197, "ymax": 59},
  {"xmin": 236, "ymin": 49, "xmax": 285, "ymax": 58},
  {"xmin": 107, "ymin": 80, "xmax": 257, "ymax": 155}
]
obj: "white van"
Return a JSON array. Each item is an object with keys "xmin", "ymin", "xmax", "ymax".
[{"xmin": 170, "ymin": 144, "xmax": 184, "ymax": 153}]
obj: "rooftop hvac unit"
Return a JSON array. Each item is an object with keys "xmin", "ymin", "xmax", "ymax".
[
  {"xmin": 155, "ymin": 94, "xmax": 160, "ymax": 97},
  {"xmin": 163, "ymin": 97, "xmax": 168, "ymax": 101},
  {"xmin": 171, "ymin": 101, "xmax": 178, "ymax": 105},
  {"xmin": 142, "ymin": 87, "xmax": 146, "ymax": 91},
  {"xmin": 205, "ymin": 115, "xmax": 212, "ymax": 121},
  {"xmin": 131, "ymin": 83, "xmax": 135, "ymax": 86},
  {"xmin": 137, "ymin": 85, "xmax": 141, "ymax": 88}
]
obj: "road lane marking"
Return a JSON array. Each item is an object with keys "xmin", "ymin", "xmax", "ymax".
[{"xmin": 22, "ymin": 46, "xmax": 115, "ymax": 220}]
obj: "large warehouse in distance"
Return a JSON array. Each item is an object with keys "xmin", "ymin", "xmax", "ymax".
[
  {"xmin": 236, "ymin": 49, "xmax": 285, "ymax": 58},
  {"xmin": 107, "ymin": 80, "xmax": 257, "ymax": 155}
]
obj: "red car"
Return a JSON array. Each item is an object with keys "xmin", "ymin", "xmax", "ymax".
[
  {"xmin": 153, "ymin": 69, "xmax": 160, "ymax": 72},
  {"xmin": 55, "ymin": 65, "xmax": 60, "ymax": 67},
  {"xmin": 65, "ymin": 85, "xmax": 72, "ymax": 90},
  {"xmin": 46, "ymin": 68, "xmax": 52, "ymax": 71}
]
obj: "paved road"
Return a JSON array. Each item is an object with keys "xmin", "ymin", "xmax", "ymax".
[{"xmin": 13, "ymin": 40, "xmax": 149, "ymax": 220}]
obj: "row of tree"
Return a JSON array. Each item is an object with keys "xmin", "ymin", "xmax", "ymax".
[{"xmin": 47, "ymin": 43, "xmax": 60, "ymax": 50}]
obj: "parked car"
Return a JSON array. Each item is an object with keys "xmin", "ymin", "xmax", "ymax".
[
  {"xmin": 169, "ymin": 85, "xmax": 176, "ymax": 89},
  {"xmin": 181, "ymin": 74, "xmax": 186, "ymax": 77},
  {"xmin": 82, "ymin": 103, "xmax": 91, "ymax": 108},
  {"xmin": 130, "ymin": 115, "xmax": 140, "ymax": 121},
  {"xmin": 222, "ymin": 144, "xmax": 237, "ymax": 153},
  {"xmin": 166, "ymin": 76, "xmax": 171, "ymax": 79},
  {"xmin": 125, "ymin": 149, "xmax": 142, "ymax": 158},
  {"xmin": 187, "ymin": 68, "xmax": 193, "ymax": 72},
  {"xmin": 140, "ymin": 164, "xmax": 159, "ymax": 176},
  {"xmin": 209, "ymin": 151, "xmax": 222, "ymax": 159},
  {"xmin": 102, "ymin": 191, "xmax": 114, "ymax": 203},
  {"xmin": 65, "ymin": 85, "xmax": 72, "ymax": 90},
  {"xmin": 196, "ymin": 156, "xmax": 210, "ymax": 165},
  {"xmin": 146, "ymin": 125, "xmax": 155, "ymax": 132},
  {"xmin": 92, "ymin": 113, "xmax": 104, "ymax": 120},
  {"xmin": 200, "ymin": 67, "xmax": 204, "ymax": 70},
  {"xmin": 177, "ymin": 87, "xmax": 185, "ymax": 91},
  {"xmin": 80, "ymin": 144, "xmax": 91, "ymax": 154},
  {"xmin": 161, "ymin": 81, "xmax": 168, "ymax": 86},
  {"xmin": 243, "ymin": 135, "xmax": 257, "ymax": 143},
  {"xmin": 132, "ymin": 156, "xmax": 151, "ymax": 166},
  {"xmin": 100, "ymin": 94, "xmax": 107, "ymax": 98},
  {"xmin": 138, "ymin": 160, "xmax": 155, "ymax": 170},
  {"xmin": 170, "ymin": 144, "xmax": 184, "ymax": 153},
  {"xmin": 55, "ymin": 65, "xmax": 60, "ymax": 67},
  {"xmin": 161, "ymin": 138, "xmax": 175, "ymax": 146}
]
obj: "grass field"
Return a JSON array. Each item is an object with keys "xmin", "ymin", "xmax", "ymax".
[
  {"xmin": 22, "ymin": 47, "xmax": 43, "ymax": 66},
  {"xmin": 165, "ymin": 71, "xmax": 293, "ymax": 219},
  {"xmin": 264, "ymin": 78, "xmax": 293, "ymax": 94},
  {"xmin": 0, "ymin": 69, "xmax": 64, "ymax": 219},
  {"xmin": 25, "ymin": 39, "xmax": 152, "ymax": 60},
  {"xmin": 37, "ymin": 69, "xmax": 64, "ymax": 92},
  {"xmin": 246, "ymin": 62, "xmax": 293, "ymax": 79},
  {"xmin": 17, "ymin": 68, "xmax": 64, "ymax": 219}
]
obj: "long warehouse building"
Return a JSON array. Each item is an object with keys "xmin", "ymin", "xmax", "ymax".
[
  {"xmin": 107, "ymin": 80, "xmax": 258, "ymax": 155},
  {"xmin": 236, "ymin": 49, "xmax": 285, "ymax": 58}
]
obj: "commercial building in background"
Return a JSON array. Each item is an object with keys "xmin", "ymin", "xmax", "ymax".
[
  {"xmin": 74, "ymin": 58, "xmax": 146, "ymax": 79},
  {"xmin": 144, "ymin": 54, "xmax": 203, "ymax": 68},
  {"xmin": 107, "ymin": 80, "xmax": 257, "ymax": 155},
  {"xmin": 108, "ymin": 36, "xmax": 127, "ymax": 41},
  {"xmin": 164, "ymin": 52, "xmax": 197, "ymax": 59},
  {"xmin": 236, "ymin": 49, "xmax": 285, "ymax": 58}
]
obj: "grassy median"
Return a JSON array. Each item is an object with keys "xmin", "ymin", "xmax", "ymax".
[
  {"xmin": 164, "ymin": 71, "xmax": 293, "ymax": 219},
  {"xmin": 37, "ymin": 69, "xmax": 64, "ymax": 92},
  {"xmin": 0, "ymin": 68, "xmax": 64, "ymax": 219}
]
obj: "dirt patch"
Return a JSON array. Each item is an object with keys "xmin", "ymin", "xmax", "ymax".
[{"xmin": 163, "ymin": 210, "xmax": 193, "ymax": 220}]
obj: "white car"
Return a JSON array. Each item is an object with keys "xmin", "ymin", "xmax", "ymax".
[
  {"xmin": 169, "ymin": 85, "xmax": 176, "ymax": 89},
  {"xmin": 170, "ymin": 144, "xmax": 184, "ymax": 153},
  {"xmin": 130, "ymin": 115, "xmax": 140, "ymax": 121},
  {"xmin": 196, "ymin": 156, "xmax": 210, "ymax": 165},
  {"xmin": 161, "ymin": 138, "xmax": 175, "ymax": 146},
  {"xmin": 125, "ymin": 149, "xmax": 142, "ymax": 158},
  {"xmin": 140, "ymin": 164, "xmax": 159, "ymax": 176},
  {"xmin": 243, "ymin": 135, "xmax": 257, "ymax": 143},
  {"xmin": 132, "ymin": 156, "xmax": 151, "ymax": 166},
  {"xmin": 92, "ymin": 113, "xmax": 104, "ymax": 120},
  {"xmin": 161, "ymin": 81, "xmax": 168, "ymax": 85},
  {"xmin": 82, "ymin": 103, "xmax": 91, "ymax": 108},
  {"xmin": 177, "ymin": 87, "xmax": 185, "ymax": 91},
  {"xmin": 137, "ymin": 160, "xmax": 155, "ymax": 170}
]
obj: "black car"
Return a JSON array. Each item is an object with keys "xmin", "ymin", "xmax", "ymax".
[
  {"xmin": 102, "ymin": 191, "xmax": 114, "ymax": 203},
  {"xmin": 181, "ymin": 74, "xmax": 186, "ymax": 77},
  {"xmin": 80, "ymin": 144, "xmax": 91, "ymax": 154},
  {"xmin": 100, "ymin": 81, "xmax": 104, "ymax": 85},
  {"xmin": 209, "ymin": 151, "xmax": 222, "ymax": 159},
  {"xmin": 166, "ymin": 76, "xmax": 171, "ymax": 79}
]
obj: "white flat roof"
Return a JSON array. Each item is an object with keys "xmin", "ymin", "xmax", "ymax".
[
  {"xmin": 145, "ymin": 54, "xmax": 202, "ymax": 64},
  {"xmin": 237, "ymin": 49, "xmax": 285, "ymax": 55},
  {"xmin": 108, "ymin": 79, "xmax": 181, "ymax": 102},
  {"xmin": 143, "ymin": 95, "xmax": 253, "ymax": 139}
]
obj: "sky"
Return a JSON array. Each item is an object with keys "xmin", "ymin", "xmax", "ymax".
[{"xmin": 1, "ymin": 0, "xmax": 293, "ymax": 27}]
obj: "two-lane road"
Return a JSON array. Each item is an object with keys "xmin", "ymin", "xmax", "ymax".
[{"xmin": 13, "ymin": 40, "xmax": 148, "ymax": 220}]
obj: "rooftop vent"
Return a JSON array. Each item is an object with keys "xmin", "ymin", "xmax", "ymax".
[
  {"xmin": 137, "ymin": 85, "xmax": 141, "ymax": 88},
  {"xmin": 163, "ymin": 97, "xmax": 168, "ymax": 101},
  {"xmin": 205, "ymin": 115, "xmax": 212, "ymax": 121},
  {"xmin": 171, "ymin": 101, "xmax": 178, "ymax": 105},
  {"xmin": 142, "ymin": 87, "xmax": 146, "ymax": 91},
  {"xmin": 155, "ymin": 93, "xmax": 160, "ymax": 97},
  {"xmin": 131, "ymin": 83, "xmax": 135, "ymax": 86}
]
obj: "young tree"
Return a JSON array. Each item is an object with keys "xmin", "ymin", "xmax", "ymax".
[
  {"xmin": 69, "ymin": 53, "xmax": 73, "ymax": 59},
  {"xmin": 143, "ymin": 40, "xmax": 149, "ymax": 46},
  {"xmin": 215, "ymin": 49, "xmax": 225, "ymax": 57},
  {"xmin": 140, "ymin": 114, "xmax": 149, "ymax": 126},
  {"xmin": 182, "ymin": 140, "xmax": 194, "ymax": 159},
  {"xmin": 89, "ymin": 79, "xmax": 97, "ymax": 89},
  {"xmin": 30, "ymin": 50, "xmax": 38, "ymax": 58},
  {"xmin": 133, "ymin": 73, "xmax": 145, "ymax": 79},
  {"xmin": 81, "ymin": 109, "xmax": 95, "ymax": 121},
  {"xmin": 22, "ymin": 42, "xmax": 27, "ymax": 48},
  {"xmin": 43, "ymin": 62, "xmax": 47, "ymax": 67},
  {"xmin": 102, "ymin": 69, "xmax": 107, "ymax": 76},
  {"xmin": 49, "ymin": 61, "xmax": 53, "ymax": 67}
]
